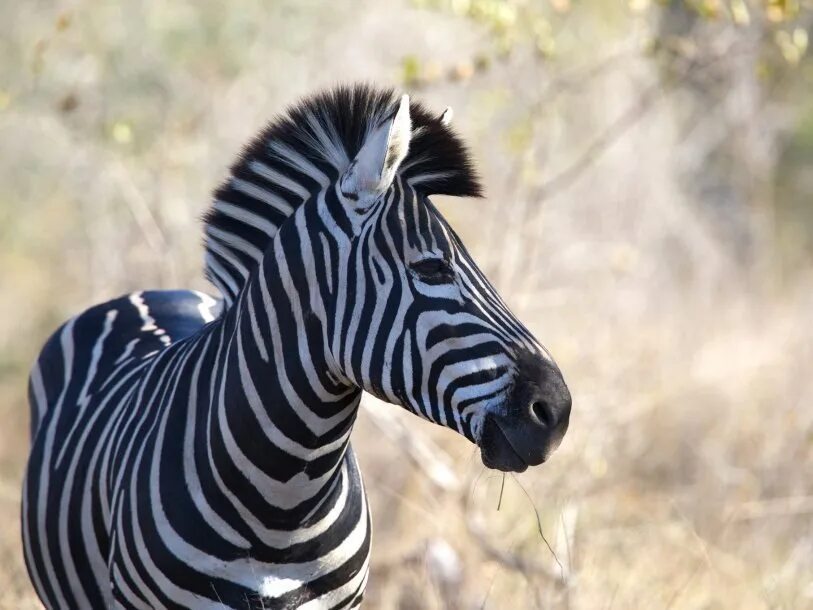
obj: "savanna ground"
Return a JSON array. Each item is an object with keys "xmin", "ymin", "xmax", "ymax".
[{"xmin": 1, "ymin": 1, "xmax": 812, "ymax": 608}]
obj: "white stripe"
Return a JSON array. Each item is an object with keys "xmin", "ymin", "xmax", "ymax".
[
  {"xmin": 182, "ymin": 334, "xmax": 250, "ymax": 548},
  {"xmin": 193, "ymin": 291, "xmax": 219, "ymax": 323},
  {"xmin": 34, "ymin": 319, "xmax": 74, "ymax": 609},
  {"xmin": 56, "ymin": 309, "xmax": 118, "ymax": 467},
  {"xmin": 209, "ymin": 200, "xmax": 279, "ymax": 238},
  {"xmin": 206, "ymin": 225, "xmax": 263, "ymax": 263},
  {"xmin": 258, "ymin": 486, "xmax": 369, "ymax": 600},
  {"xmin": 249, "ymin": 160, "xmax": 311, "ymax": 201},
  {"xmin": 29, "ymin": 363, "xmax": 48, "ymax": 432},
  {"xmin": 231, "ymin": 177, "xmax": 295, "ymax": 216}
]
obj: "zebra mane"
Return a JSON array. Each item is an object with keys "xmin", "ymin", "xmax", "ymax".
[{"xmin": 202, "ymin": 83, "xmax": 482, "ymax": 306}]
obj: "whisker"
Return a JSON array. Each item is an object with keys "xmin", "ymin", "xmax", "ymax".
[
  {"xmin": 470, "ymin": 465, "xmax": 487, "ymax": 503},
  {"xmin": 478, "ymin": 570, "xmax": 500, "ymax": 610},
  {"xmin": 510, "ymin": 474, "xmax": 566, "ymax": 581},
  {"xmin": 497, "ymin": 473, "xmax": 506, "ymax": 511}
]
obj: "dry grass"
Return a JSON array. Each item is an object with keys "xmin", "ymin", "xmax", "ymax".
[{"xmin": 1, "ymin": 1, "xmax": 812, "ymax": 608}]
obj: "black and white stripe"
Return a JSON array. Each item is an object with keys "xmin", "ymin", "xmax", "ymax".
[{"xmin": 22, "ymin": 84, "xmax": 570, "ymax": 609}]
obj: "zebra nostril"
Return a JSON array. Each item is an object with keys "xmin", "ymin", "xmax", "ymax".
[{"xmin": 530, "ymin": 400, "xmax": 554, "ymax": 428}]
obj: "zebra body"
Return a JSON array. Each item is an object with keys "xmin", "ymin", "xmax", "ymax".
[
  {"xmin": 25, "ymin": 289, "xmax": 369, "ymax": 608},
  {"xmin": 22, "ymin": 85, "xmax": 571, "ymax": 609}
]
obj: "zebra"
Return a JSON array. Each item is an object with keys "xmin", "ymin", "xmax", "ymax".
[{"xmin": 21, "ymin": 84, "xmax": 571, "ymax": 609}]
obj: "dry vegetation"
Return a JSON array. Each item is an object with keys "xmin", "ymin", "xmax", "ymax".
[{"xmin": 1, "ymin": 1, "xmax": 812, "ymax": 608}]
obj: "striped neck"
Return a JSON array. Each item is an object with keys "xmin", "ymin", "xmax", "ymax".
[{"xmin": 201, "ymin": 203, "xmax": 362, "ymax": 526}]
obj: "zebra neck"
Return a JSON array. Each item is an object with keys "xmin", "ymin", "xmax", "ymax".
[{"xmin": 200, "ymin": 217, "xmax": 362, "ymax": 525}]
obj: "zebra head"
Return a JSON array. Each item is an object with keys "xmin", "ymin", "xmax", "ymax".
[{"xmin": 326, "ymin": 93, "xmax": 571, "ymax": 472}]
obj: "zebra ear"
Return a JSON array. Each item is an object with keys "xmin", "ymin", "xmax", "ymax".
[
  {"xmin": 342, "ymin": 95, "xmax": 411, "ymax": 198},
  {"xmin": 439, "ymin": 107, "xmax": 453, "ymax": 126}
]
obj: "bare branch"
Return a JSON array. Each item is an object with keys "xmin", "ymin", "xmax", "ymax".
[
  {"xmin": 527, "ymin": 35, "xmax": 762, "ymax": 212},
  {"xmin": 461, "ymin": 487, "xmax": 567, "ymax": 589}
]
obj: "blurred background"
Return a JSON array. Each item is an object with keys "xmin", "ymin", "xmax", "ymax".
[{"xmin": 1, "ymin": 0, "xmax": 812, "ymax": 608}]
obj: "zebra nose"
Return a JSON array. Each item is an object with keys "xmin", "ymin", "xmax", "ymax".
[
  {"xmin": 530, "ymin": 398, "xmax": 559, "ymax": 429},
  {"xmin": 524, "ymin": 377, "xmax": 571, "ymax": 438},
  {"xmin": 527, "ymin": 371, "xmax": 571, "ymax": 432},
  {"xmin": 515, "ymin": 348, "xmax": 570, "ymax": 415},
  {"xmin": 506, "ymin": 352, "xmax": 571, "ymax": 458}
]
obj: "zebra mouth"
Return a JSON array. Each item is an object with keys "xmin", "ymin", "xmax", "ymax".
[{"xmin": 479, "ymin": 416, "xmax": 530, "ymax": 473}]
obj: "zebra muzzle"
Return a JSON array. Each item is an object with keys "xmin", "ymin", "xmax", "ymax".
[{"xmin": 479, "ymin": 353, "xmax": 571, "ymax": 472}]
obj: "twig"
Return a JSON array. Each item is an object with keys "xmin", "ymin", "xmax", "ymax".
[
  {"xmin": 462, "ymin": 485, "xmax": 567, "ymax": 588},
  {"xmin": 726, "ymin": 495, "xmax": 813, "ymax": 521},
  {"xmin": 112, "ymin": 160, "xmax": 169, "ymax": 256},
  {"xmin": 664, "ymin": 559, "xmax": 704, "ymax": 610},
  {"xmin": 510, "ymin": 474, "xmax": 567, "ymax": 583},
  {"xmin": 361, "ymin": 396, "xmax": 461, "ymax": 492},
  {"xmin": 526, "ymin": 35, "xmax": 761, "ymax": 214},
  {"xmin": 531, "ymin": 79, "xmax": 664, "ymax": 204},
  {"xmin": 497, "ymin": 473, "xmax": 505, "ymax": 511}
]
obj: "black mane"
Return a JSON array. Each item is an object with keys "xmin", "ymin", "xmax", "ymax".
[
  {"xmin": 234, "ymin": 83, "xmax": 481, "ymax": 197},
  {"xmin": 202, "ymin": 83, "xmax": 482, "ymax": 304}
]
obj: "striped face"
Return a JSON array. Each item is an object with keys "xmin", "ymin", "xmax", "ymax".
[
  {"xmin": 327, "ymin": 177, "xmax": 571, "ymax": 472},
  {"xmin": 323, "ymin": 97, "xmax": 571, "ymax": 471}
]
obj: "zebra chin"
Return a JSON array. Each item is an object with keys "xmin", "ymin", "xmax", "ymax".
[
  {"xmin": 478, "ymin": 415, "xmax": 554, "ymax": 473},
  {"xmin": 478, "ymin": 408, "xmax": 569, "ymax": 473},
  {"xmin": 479, "ymin": 416, "xmax": 534, "ymax": 473}
]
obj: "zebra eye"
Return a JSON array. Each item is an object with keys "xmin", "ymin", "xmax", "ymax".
[{"xmin": 409, "ymin": 257, "xmax": 455, "ymax": 283}]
